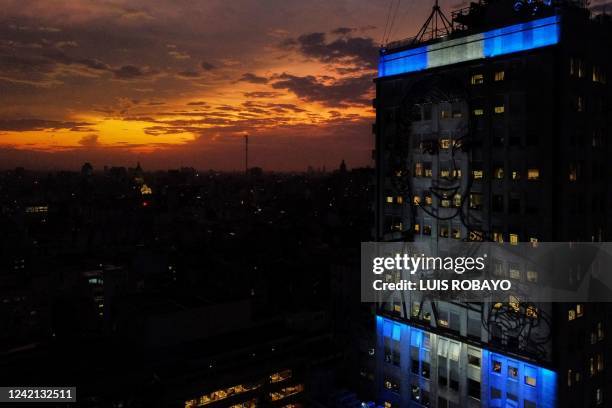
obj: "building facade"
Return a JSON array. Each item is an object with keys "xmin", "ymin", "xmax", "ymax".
[{"xmin": 372, "ymin": 1, "xmax": 612, "ymax": 407}]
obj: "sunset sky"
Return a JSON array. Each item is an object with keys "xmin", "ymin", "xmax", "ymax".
[{"xmin": 0, "ymin": 0, "xmax": 461, "ymax": 171}]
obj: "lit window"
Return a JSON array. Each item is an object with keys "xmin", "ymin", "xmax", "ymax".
[
  {"xmin": 511, "ymin": 170, "xmax": 520, "ymax": 180},
  {"xmin": 469, "ymin": 193, "xmax": 483, "ymax": 210},
  {"xmin": 492, "ymin": 360, "xmax": 502, "ymax": 374},
  {"xmin": 414, "ymin": 223, "xmax": 420, "ymax": 234},
  {"xmin": 509, "ymin": 295, "xmax": 520, "ymax": 312},
  {"xmin": 527, "ymin": 270, "xmax": 538, "ymax": 283},
  {"xmin": 414, "ymin": 162, "xmax": 423, "ymax": 177},
  {"xmin": 509, "ymin": 264, "xmax": 521, "ymax": 279},
  {"xmin": 473, "ymin": 108, "xmax": 484, "ymax": 116},
  {"xmin": 494, "ymin": 166, "xmax": 504, "ymax": 179},
  {"xmin": 526, "ymin": 305, "xmax": 538, "ymax": 318},
  {"xmin": 397, "ymin": 196, "xmax": 404, "ymax": 204},
  {"xmin": 576, "ymin": 304, "xmax": 583, "ymax": 317},
  {"xmin": 451, "ymin": 227, "xmax": 461, "ymax": 239},
  {"xmin": 493, "ymin": 231, "xmax": 504, "ymax": 244},
  {"xmin": 411, "ymin": 302, "xmax": 420, "ymax": 317},
  {"xmin": 596, "ymin": 388, "xmax": 603, "ymax": 405},
  {"xmin": 441, "ymin": 109, "xmax": 451, "ymax": 119},
  {"xmin": 423, "ymin": 225, "xmax": 432, "ymax": 235},
  {"xmin": 439, "ymin": 139, "xmax": 452, "ymax": 149},
  {"xmin": 270, "ymin": 370, "xmax": 292, "ymax": 383},
  {"xmin": 577, "ymin": 95, "xmax": 584, "ymax": 112},
  {"xmin": 494, "ymin": 105, "xmax": 505, "ymax": 114},
  {"xmin": 509, "ymin": 233, "xmax": 519, "ymax": 245},
  {"xmin": 525, "ymin": 375, "xmax": 537, "ymax": 387},
  {"xmin": 569, "ymin": 163, "xmax": 578, "ymax": 181},
  {"xmin": 439, "ymin": 226, "xmax": 449, "ymax": 238},
  {"xmin": 393, "ymin": 304, "xmax": 401, "ymax": 313},
  {"xmin": 593, "ymin": 66, "xmax": 607, "ymax": 84},
  {"xmin": 424, "ymin": 194, "xmax": 433, "ymax": 206},
  {"xmin": 472, "ymin": 170, "xmax": 484, "ymax": 179},
  {"xmin": 413, "ymin": 195, "xmax": 421, "ymax": 205},
  {"xmin": 494, "ymin": 71, "xmax": 505, "ymax": 81},
  {"xmin": 508, "ymin": 365, "xmax": 518, "ymax": 380},
  {"xmin": 527, "ymin": 168, "xmax": 540, "ymax": 180},
  {"xmin": 441, "ymin": 195, "xmax": 451, "ymax": 208},
  {"xmin": 448, "ymin": 341, "xmax": 460, "ymax": 361},
  {"xmin": 597, "ymin": 354, "xmax": 604, "ymax": 372},
  {"xmin": 424, "ymin": 164, "xmax": 432, "ymax": 177},
  {"xmin": 530, "ymin": 237, "xmax": 539, "ymax": 248},
  {"xmin": 568, "ymin": 309, "xmax": 576, "ymax": 321},
  {"xmin": 453, "ymin": 194, "xmax": 462, "ymax": 207},
  {"xmin": 452, "ymin": 106, "xmax": 462, "ymax": 118},
  {"xmin": 471, "ymin": 73, "xmax": 484, "ymax": 85},
  {"xmin": 469, "ymin": 230, "xmax": 483, "ymax": 241},
  {"xmin": 598, "ymin": 322, "xmax": 604, "ymax": 340},
  {"xmin": 386, "ymin": 196, "xmax": 393, "ymax": 203},
  {"xmin": 440, "ymin": 168, "xmax": 451, "ymax": 178}
]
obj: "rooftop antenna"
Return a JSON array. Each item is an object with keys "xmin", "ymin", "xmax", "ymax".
[
  {"xmin": 413, "ymin": 0, "xmax": 453, "ymax": 44},
  {"xmin": 244, "ymin": 133, "xmax": 249, "ymax": 174}
]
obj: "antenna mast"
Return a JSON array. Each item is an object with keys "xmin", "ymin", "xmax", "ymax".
[
  {"xmin": 413, "ymin": 0, "xmax": 453, "ymax": 44},
  {"xmin": 244, "ymin": 134, "xmax": 249, "ymax": 174}
]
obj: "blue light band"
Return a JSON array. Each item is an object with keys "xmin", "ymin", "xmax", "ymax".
[
  {"xmin": 378, "ymin": 15, "xmax": 560, "ymax": 78},
  {"xmin": 376, "ymin": 316, "xmax": 557, "ymax": 407}
]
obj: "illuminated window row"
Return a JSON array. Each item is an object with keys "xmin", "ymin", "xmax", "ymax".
[
  {"xmin": 269, "ymin": 384, "xmax": 304, "ymax": 401},
  {"xmin": 185, "ymin": 382, "xmax": 263, "ymax": 407},
  {"xmin": 570, "ymin": 57, "xmax": 607, "ymax": 84},
  {"xmin": 470, "ymin": 70, "xmax": 505, "ymax": 85}
]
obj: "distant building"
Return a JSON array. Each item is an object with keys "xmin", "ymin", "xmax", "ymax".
[{"xmin": 81, "ymin": 162, "xmax": 93, "ymax": 177}]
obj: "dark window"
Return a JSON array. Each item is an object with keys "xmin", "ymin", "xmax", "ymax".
[
  {"xmin": 491, "ymin": 387, "xmax": 502, "ymax": 399},
  {"xmin": 509, "ymin": 196, "xmax": 521, "ymax": 214},
  {"xmin": 422, "ymin": 104, "xmax": 432, "ymax": 121},
  {"xmin": 492, "ymin": 195, "xmax": 504, "ymax": 212},
  {"xmin": 468, "ymin": 379, "xmax": 481, "ymax": 400},
  {"xmin": 524, "ymin": 400, "xmax": 537, "ymax": 408},
  {"xmin": 422, "ymin": 361, "xmax": 430, "ymax": 379},
  {"xmin": 411, "ymin": 359, "xmax": 419, "ymax": 375},
  {"xmin": 468, "ymin": 354, "xmax": 481, "ymax": 367}
]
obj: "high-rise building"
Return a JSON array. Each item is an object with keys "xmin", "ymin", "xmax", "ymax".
[{"xmin": 372, "ymin": 1, "xmax": 611, "ymax": 407}]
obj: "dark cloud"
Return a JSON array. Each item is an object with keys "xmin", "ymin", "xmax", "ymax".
[
  {"xmin": 112, "ymin": 64, "xmax": 158, "ymax": 80},
  {"xmin": 78, "ymin": 134, "xmax": 99, "ymax": 147},
  {"xmin": 200, "ymin": 61, "xmax": 215, "ymax": 70},
  {"xmin": 284, "ymin": 31, "xmax": 378, "ymax": 69},
  {"xmin": 271, "ymin": 73, "xmax": 372, "ymax": 107},
  {"xmin": 243, "ymin": 91, "xmax": 282, "ymax": 98},
  {"xmin": 239, "ymin": 72, "xmax": 269, "ymax": 84},
  {"xmin": 186, "ymin": 101, "xmax": 208, "ymax": 106},
  {"xmin": 176, "ymin": 70, "xmax": 201, "ymax": 78},
  {"xmin": 0, "ymin": 118, "xmax": 93, "ymax": 131},
  {"xmin": 331, "ymin": 27, "xmax": 354, "ymax": 35}
]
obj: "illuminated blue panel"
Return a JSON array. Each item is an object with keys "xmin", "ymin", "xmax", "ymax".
[
  {"xmin": 391, "ymin": 323, "xmax": 401, "ymax": 341},
  {"xmin": 484, "ymin": 350, "xmax": 557, "ymax": 408},
  {"xmin": 483, "ymin": 15, "xmax": 560, "ymax": 57},
  {"xmin": 376, "ymin": 317, "xmax": 557, "ymax": 407},
  {"xmin": 378, "ymin": 15, "xmax": 560, "ymax": 78},
  {"xmin": 378, "ymin": 45, "xmax": 428, "ymax": 78}
]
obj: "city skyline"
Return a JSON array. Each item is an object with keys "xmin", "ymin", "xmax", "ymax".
[{"xmin": 0, "ymin": 0, "xmax": 467, "ymax": 171}]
